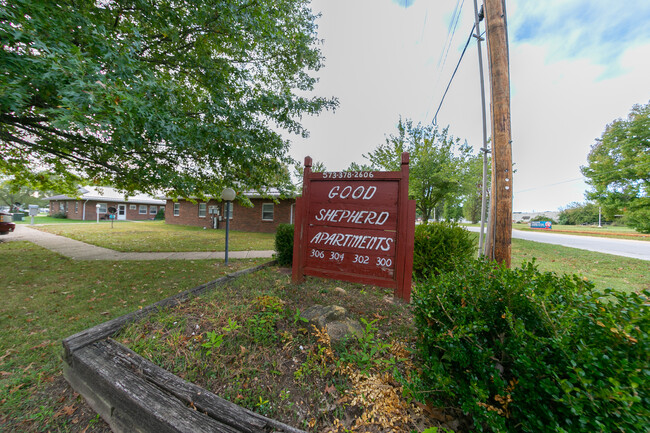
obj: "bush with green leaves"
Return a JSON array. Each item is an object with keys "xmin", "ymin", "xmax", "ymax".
[
  {"xmin": 274, "ymin": 223, "xmax": 294, "ymax": 267},
  {"xmin": 412, "ymin": 259, "xmax": 648, "ymax": 432},
  {"xmin": 154, "ymin": 208, "xmax": 165, "ymax": 220},
  {"xmin": 51, "ymin": 212, "xmax": 67, "ymax": 219},
  {"xmin": 557, "ymin": 202, "xmax": 600, "ymax": 225},
  {"xmin": 412, "ymin": 222, "xmax": 475, "ymax": 280},
  {"xmin": 529, "ymin": 215, "xmax": 557, "ymax": 224}
]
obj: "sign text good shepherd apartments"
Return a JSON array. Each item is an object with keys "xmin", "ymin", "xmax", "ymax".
[{"xmin": 292, "ymin": 153, "xmax": 415, "ymax": 301}]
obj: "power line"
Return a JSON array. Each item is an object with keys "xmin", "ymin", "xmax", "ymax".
[
  {"xmin": 515, "ymin": 161, "xmax": 650, "ymax": 194},
  {"xmin": 437, "ymin": 0, "xmax": 465, "ymax": 71},
  {"xmin": 429, "ymin": 0, "xmax": 464, "ymax": 102},
  {"xmin": 515, "ymin": 177, "xmax": 585, "ymax": 194},
  {"xmin": 432, "ymin": 24, "xmax": 476, "ymax": 125}
]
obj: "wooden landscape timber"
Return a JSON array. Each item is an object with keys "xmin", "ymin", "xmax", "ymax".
[
  {"xmin": 62, "ymin": 261, "xmax": 306, "ymax": 433},
  {"xmin": 63, "ymin": 262, "xmax": 275, "ymax": 358}
]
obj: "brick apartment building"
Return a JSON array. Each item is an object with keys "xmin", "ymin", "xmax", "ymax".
[
  {"xmin": 164, "ymin": 193, "xmax": 296, "ymax": 233},
  {"xmin": 46, "ymin": 186, "xmax": 165, "ymax": 221}
]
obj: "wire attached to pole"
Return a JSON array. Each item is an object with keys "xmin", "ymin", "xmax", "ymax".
[{"xmin": 432, "ymin": 24, "xmax": 477, "ymax": 125}]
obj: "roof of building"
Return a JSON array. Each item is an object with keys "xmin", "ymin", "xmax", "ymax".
[
  {"xmin": 159, "ymin": 188, "xmax": 296, "ymax": 201},
  {"xmin": 45, "ymin": 186, "xmax": 165, "ymax": 205}
]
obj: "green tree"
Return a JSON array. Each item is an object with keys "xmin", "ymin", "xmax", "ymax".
[
  {"xmin": 0, "ymin": 0, "xmax": 336, "ymax": 198},
  {"xmin": 530, "ymin": 214, "xmax": 558, "ymax": 224},
  {"xmin": 581, "ymin": 102, "xmax": 650, "ymax": 232},
  {"xmin": 462, "ymin": 153, "xmax": 489, "ymax": 224},
  {"xmin": 345, "ymin": 161, "xmax": 374, "ymax": 172},
  {"xmin": 442, "ymin": 197, "xmax": 464, "ymax": 222},
  {"xmin": 292, "ymin": 159, "xmax": 325, "ymax": 190},
  {"xmin": 364, "ymin": 118, "xmax": 473, "ymax": 222},
  {"xmin": 558, "ymin": 202, "xmax": 600, "ymax": 225},
  {"xmin": 0, "ymin": 179, "xmax": 49, "ymax": 211}
]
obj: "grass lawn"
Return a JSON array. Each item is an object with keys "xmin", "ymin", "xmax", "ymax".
[
  {"xmin": 511, "ymin": 238, "xmax": 649, "ymax": 293},
  {"xmin": 461, "ymin": 222, "xmax": 650, "ymax": 241},
  {"xmin": 32, "ymin": 221, "xmax": 276, "ymax": 252},
  {"xmin": 15, "ymin": 216, "xmax": 102, "ymax": 224},
  {"xmin": 512, "ymin": 223, "xmax": 650, "ymax": 241},
  {"xmin": 0, "ymin": 241, "xmax": 266, "ymax": 432}
]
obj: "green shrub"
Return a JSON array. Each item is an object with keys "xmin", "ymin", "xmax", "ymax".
[
  {"xmin": 558, "ymin": 202, "xmax": 600, "ymax": 225},
  {"xmin": 412, "ymin": 222, "xmax": 475, "ymax": 280},
  {"xmin": 51, "ymin": 212, "xmax": 67, "ymax": 219},
  {"xmin": 529, "ymin": 215, "xmax": 558, "ymax": 224},
  {"xmin": 412, "ymin": 259, "xmax": 649, "ymax": 432},
  {"xmin": 274, "ymin": 223, "xmax": 294, "ymax": 267},
  {"xmin": 154, "ymin": 208, "xmax": 165, "ymax": 220}
]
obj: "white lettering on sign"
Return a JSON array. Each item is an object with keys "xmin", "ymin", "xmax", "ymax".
[
  {"xmin": 309, "ymin": 231, "xmax": 394, "ymax": 252},
  {"xmin": 328, "ymin": 185, "xmax": 377, "ymax": 200},
  {"xmin": 321, "ymin": 171, "xmax": 374, "ymax": 179},
  {"xmin": 314, "ymin": 209, "xmax": 390, "ymax": 226},
  {"xmin": 309, "ymin": 249, "xmax": 393, "ymax": 270}
]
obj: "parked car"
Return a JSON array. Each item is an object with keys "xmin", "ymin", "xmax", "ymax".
[{"xmin": 0, "ymin": 212, "xmax": 16, "ymax": 235}]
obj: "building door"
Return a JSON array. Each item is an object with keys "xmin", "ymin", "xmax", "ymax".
[{"xmin": 117, "ymin": 204, "xmax": 127, "ymax": 220}]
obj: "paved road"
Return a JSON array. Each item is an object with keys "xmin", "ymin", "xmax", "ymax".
[
  {"xmin": 1, "ymin": 225, "xmax": 274, "ymax": 261},
  {"xmin": 466, "ymin": 226, "xmax": 650, "ymax": 261}
]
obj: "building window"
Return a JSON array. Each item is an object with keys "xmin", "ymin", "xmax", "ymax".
[
  {"xmin": 74, "ymin": 202, "xmax": 79, "ymax": 213},
  {"xmin": 173, "ymin": 203, "xmax": 180, "ymax": 216},
  {"xmin": 150, "ymin": 206, "xmax": 157, "ymax": 215},
  {"xmin": 98, "ymin": 203, "xmax": 107, "ymax": 213},
  {"xmin": 262, "ymin": 203, "xmax": 274, "ymax": 221},
  {"xmin": 139, "ymin": 205, "xmax": 147, "ymax": 214},
  {"xmin": 198, "ymin": 203, "xmax": 207, "ymax": 218},
  {"xmin": 130, "ymin": 204, "xmax": 137, "ymax": 210},
  {"xmin": 208, "ymin": 205, "xmax": 219, "ymax": 216},
  {"xmin": 59, "ymin": 202, "xmax": 63, "ymax": 211}
]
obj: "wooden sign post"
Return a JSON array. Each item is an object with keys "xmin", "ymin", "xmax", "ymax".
[{"xmin": 292, "ymin": 152, "xmax": 416, "ymax": 301}]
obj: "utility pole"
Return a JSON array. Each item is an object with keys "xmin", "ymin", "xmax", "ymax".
[
  {"xmin": 483, "ymin": 0, "xmax": 512, "ymax": 266},
  {"xmin": 472, "ymin": 0, "xmax": 489, "ymax": 257},
  {"xmin": 598, "ymin": 206, "xmax": 602, "ymax": 227}
]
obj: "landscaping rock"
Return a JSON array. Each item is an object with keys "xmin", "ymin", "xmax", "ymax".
[
  {"xmin": 301, "ymin": 305, "xmax": 347, "ymax": 328},
  {"xmin": 300, "ymin": 305, "xmax": 363, "ymax": 343},
  {"xmin": 326, "ymin": 319, "xmax": 364, "ymax": 342},
  {"xmin": 333, "ymin": 287, "xmax": 347, "ymax": 295}
]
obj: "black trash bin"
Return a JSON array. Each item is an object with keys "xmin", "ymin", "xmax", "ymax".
[{"xmin": 13, "ymin": 213, "xmax": 23, "ymax": 222}]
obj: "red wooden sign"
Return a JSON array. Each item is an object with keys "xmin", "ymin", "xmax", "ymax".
[{"xmin": 292, "ymin": 152, "xmax": 416, "ymax": 301}]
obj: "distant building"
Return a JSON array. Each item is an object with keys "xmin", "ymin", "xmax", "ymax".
[
  {"xmin": 46, "ymin": 187, "xmax": 165, "ymax": 221},
  {"xmin": 512, "ymin": 211, "xmax": 560, "ymax": 223},
  {"xmin": 163, "ymin": 191, "xmax": 296, "ymax": 233}
]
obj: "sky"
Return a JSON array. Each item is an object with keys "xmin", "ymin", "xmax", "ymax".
[{"xmin": 288, "ymin": 0, "xmax": 650, "ymax": 212}]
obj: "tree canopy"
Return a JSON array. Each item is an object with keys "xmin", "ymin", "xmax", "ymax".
[
  {"xmin": 581, "ymin": 101, "xmax": 650, "ymax": 232},
  {"xmin": 0, "ymin": 0, "xmax": 336, "ymax": 198},
  {"xmin": 462, "ymin": 153, "xmax": 489, "ymax": 224},
  {"xmin": 557, "ymin": 202, "xmax": 600, "ymax": 226},
  {"xmin": 0, "ymin": 179, "xmax": 49, "ymax": 211},
  {"xmin": 363, "ymin": 118, "xmax": 474, "ymax": 222}
]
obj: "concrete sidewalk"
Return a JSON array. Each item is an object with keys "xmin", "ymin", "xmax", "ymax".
[{"xmin": 1, "ymin": 225, "xmax": 274, "ymax": 261}]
